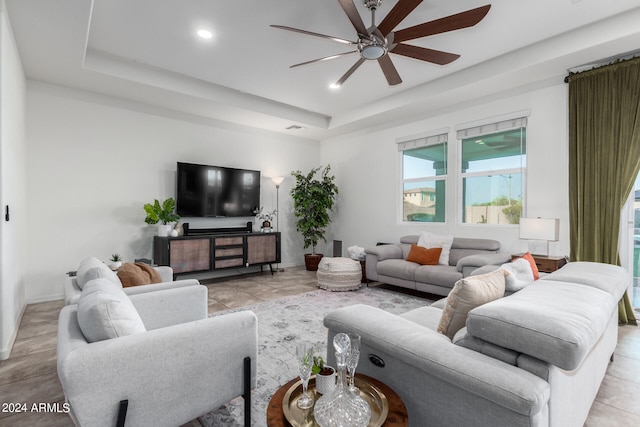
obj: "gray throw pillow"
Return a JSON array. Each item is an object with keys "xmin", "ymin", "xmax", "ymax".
[{"xmin": 77, "ymin": 278, "xmax": 146, "ymax": 342}]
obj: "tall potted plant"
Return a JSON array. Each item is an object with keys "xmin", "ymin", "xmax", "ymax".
[
  {"xmin": 144, "ymin": 197, "xmax": 181, "ymax": 236},
  {"xmin": 290, "ymin": 165, "xmax": 339, "ymax": 271}
]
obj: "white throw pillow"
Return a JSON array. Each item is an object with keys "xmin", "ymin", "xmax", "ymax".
[
  {"xmin": 501, "ymin": 258, "xmax": 535, "ymax": 292},
  {"xmin": 417, "ymin": 232, "xmax": 454, "ymax": 266},
  {"xmin": 77, "ymin": 278, "xmax": 146, "ymax": 342},
  {"xmin": 76, "ymin": 257, "xmax": 122, "ymax": 290}
]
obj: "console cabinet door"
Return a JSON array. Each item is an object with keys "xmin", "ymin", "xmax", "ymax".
[{"xmin": 246, "ymin": 233, "xmax": 280, "ymax": 265}]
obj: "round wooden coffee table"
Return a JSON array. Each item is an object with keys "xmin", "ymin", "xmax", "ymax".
[{"xmin": 266, "ymin": 373, "xmax": 408, "ymax": 426}]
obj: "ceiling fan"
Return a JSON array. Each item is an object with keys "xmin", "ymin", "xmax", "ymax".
[{"xmin": 271, "ymin": 0, "xmax": 491, "ymax": 87}]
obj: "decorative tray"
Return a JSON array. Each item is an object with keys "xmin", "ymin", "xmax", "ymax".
[{"xmin": 282, "ymin": 376, "xmax": 389, "ymax": 427}]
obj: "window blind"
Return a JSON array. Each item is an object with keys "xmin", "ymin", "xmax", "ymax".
[
  {"xmin": 456, "ymin": 117, "xmax": 527, "ymax": 139},
  {"xmin": 397, "ymin": 133, "xmax": 448, "ymax": 151}
]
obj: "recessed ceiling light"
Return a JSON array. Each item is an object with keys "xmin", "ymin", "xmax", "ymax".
[
  {"xmin": 197, "ymin": 29, "xmax": 213, "ymax": 39},
  {"xmin": 329, "ymin": 83, "xmax": 341, "ymax": 90}
]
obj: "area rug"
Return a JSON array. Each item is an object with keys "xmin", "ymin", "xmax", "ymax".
[{"xmin": 198, "ymin": 286, "xmax": 434, "ymax": 427}]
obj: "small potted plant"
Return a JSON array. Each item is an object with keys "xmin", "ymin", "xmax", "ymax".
[
  {"xmin": 109, "ymin": 254, "xmax": 123, "ymax": 270},
  {"xmin": 313, "ymin": 355, "xmax": 336, "ymax": 395},
  {"xmin": 253, "ymin": 207, "xmax": 277, "ymax": 232},
  {"xmin": 143, "ymin": 198, "xmax": 181, "ymax": 236}
]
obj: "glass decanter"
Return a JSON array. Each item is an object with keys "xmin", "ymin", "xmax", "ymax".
[{"xmin": 313, "ymin": 333, "xmax": 371, "ymax": 427}]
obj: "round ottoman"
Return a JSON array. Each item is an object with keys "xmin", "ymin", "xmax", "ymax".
[{"xmin": 317, "ymin": 257, "xmax": 362, "ymax": 291}]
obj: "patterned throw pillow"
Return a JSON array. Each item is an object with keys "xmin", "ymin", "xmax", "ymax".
[
  {"xmin": 437, "ymin": 269, "xmax": 506, "ymax": 339},
  {"xmin": 417, "ymin": 232, "xmax": 454, "ymax": 266}
]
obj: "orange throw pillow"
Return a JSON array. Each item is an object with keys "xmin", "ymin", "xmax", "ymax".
[
  {"xmin": 406, "ymin": 245, "xmax": 442, "ymax": 265},
  {"xmin": 519, "ymin": 252, "xmax": 540, "ymax": 280}
]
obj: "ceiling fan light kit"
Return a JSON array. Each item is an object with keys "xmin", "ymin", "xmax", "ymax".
[{"xmin": 271, "ymin": 0, "xmax": 491, "ymax": 87}]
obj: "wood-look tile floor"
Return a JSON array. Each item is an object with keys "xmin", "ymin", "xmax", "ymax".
[{"xmin": 1, "ymin": 266, "xmax": 639, "ymax": 426}]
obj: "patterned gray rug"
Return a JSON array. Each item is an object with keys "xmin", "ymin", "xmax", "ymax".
[{"xmin": 198, "ymin": 286, "xmax": 433, "ymax": 427}]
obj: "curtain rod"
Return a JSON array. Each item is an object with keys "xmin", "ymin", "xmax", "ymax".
[{"xmin": 564, "ymin": 51, "xmax": 640, "ymax": 83}]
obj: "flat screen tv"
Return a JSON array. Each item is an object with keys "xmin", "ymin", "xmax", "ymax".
[{"xmin": 176, "ymin": 162, "xmax": 260, "ymax": 217}]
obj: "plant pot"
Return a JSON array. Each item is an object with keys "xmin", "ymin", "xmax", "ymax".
[
  {"xmin": 304, "ymin": 253, "xmax": 324, "ymax": 271},
  {"xmin": 157, "ymin": 224, "xmax": 173, "ymax": 237},
  {"xmin": 315, "ymin": 366, "xmax": 336, "ymax": 396}
]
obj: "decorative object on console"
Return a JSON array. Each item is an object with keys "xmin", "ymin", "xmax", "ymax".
[
  {"xmin": 291, "ymin": 165, "xmax": 339, "ymax": 271},
  {"xmin": 519, "ymin": 217, "xmax": 559, "ymax": 256},
  {"xmin": 143, "ymin": 197, "xmax": 180, "ymax": 236},
  {"xmin": 253, "ymin": 206, "xmax": 277, "ymax": 232},
  {"xmin": 109, "ymin": 253, "xmax": 123, "ymax": 270}
]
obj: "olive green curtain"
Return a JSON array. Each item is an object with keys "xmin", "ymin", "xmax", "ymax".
[{"xmin": 568, "ymin": 56, "xmax": 640, "ymax": 325}]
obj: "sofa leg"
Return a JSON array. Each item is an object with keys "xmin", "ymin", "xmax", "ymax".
[
  {"xmin": 610, "ymin": 353, "xmax": 615, "ymax": 363},
  {"xmin": 116, "ymin": 400, "xmax": 128, "ymax": 427},
  {"xmin": 243, "ymin": 356, "xmax": 251, "ymax": 427}
]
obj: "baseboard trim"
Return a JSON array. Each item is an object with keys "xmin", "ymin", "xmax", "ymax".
[{"xmin": 0, "ymin": 302, "xmax": 27, "ymax": 360}]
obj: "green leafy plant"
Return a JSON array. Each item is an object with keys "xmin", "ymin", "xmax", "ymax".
[
  {"xmin": 290, "ymin": 165, "xmax": 339, "ymax": 254},
  {"xmin": 110, "ymin": 254, "xmax": 122, "ymax": 262},
  {"xmin": 312, "ymin": 355, "xmax": 333, "ymax": 375},
  {"xmin": 143, "ymin": 198, "xmax": 180, "ymax": 225}
]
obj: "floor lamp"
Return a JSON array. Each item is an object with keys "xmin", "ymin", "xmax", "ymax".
[{"xmin": 271, "ymin": 176, "xmax": 285, "ymax": 272}]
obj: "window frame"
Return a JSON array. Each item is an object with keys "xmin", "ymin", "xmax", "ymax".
[
  {"xmin": 397, "ymin": 131, "xmax": 449, "ymax": 224},
  {"xmin": 456, "ymin": 117, "xmax": 528, "ymax": 226}
]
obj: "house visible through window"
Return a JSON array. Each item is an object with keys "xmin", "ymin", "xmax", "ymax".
[
  {"xmin": 399, "ymin": 133, "xmax": 447, "ymax": 222},
  {"xmin": 458, "ymin": 118, "xmax": 527, "ymax": 225}
]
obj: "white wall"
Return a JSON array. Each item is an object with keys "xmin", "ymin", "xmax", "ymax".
[
  {"xmin": 321, "ymin": 84, "xmax": 570, "ymax": 259},
  {"xmin": 25, "ymin": 82, "xmax": 320, "ymax": 302},
  {"xmin": 0, "ymin": 0, "xmax": 27, "ymax": 359}
]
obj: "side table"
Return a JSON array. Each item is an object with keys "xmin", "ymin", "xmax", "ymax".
[{"xmin": 266, "ymin": 373, "xmax": 408, "ymax": 427}]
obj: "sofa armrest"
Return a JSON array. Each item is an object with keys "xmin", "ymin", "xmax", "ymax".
[
  {"xmin": 57, "ymin": 308, "xmax": 257, "ymax": 427},
  {"xmin": 365, "ymin": 245, "xmax": 403, "ymax": 282},
  {"xmin": 456, "ymin": 253, "xmax": 512, "ymax": 274},
  {"xmin": 128, "ymin": 284, "xmax": 208, "ymax": 330},
  {"xmin": 154, "ymin": 265, "xmax": 174, "ymax": 282},
  {"xmin": 324, "ymin": 305, "xmax": 550, "ymax": 419}
]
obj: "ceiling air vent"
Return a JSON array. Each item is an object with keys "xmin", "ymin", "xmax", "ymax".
[{"xmin": 286, "ymin": 125, "xmax": 302, "ymax": 130}]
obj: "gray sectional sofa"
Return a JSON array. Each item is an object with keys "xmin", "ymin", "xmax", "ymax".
[
  {"xmin": 365, "ymin": 235, "xmax": 511, "ymax": 296},
  {"xmin": 324, "ymin": 261, "xmax": 628, "ymax": 427}
]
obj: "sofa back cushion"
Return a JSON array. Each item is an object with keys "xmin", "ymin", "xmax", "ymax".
[
  {"xmin": 76, "ymin": 257, "xmax": 122, "ymax": 290},
  {"xmin": 540, "ymin": 261, "xmax": 628, "ymax": 301},
  {"xmin": 77, "ymin": 278, "xmax": 146, "ymax": 342},
  {"xmin": 466, "ymin": 281, "xmax": 616, "ymax": 370},
  {"xmin": 400, "ymin": 236, "xmax": 500, "ymax": 266}
]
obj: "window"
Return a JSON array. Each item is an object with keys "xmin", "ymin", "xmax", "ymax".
[
  {"xmin": 399, "ymin": 133, "xmax": 448, "ymax": 222},
  {"xmin": 458, "ymin": 118, "xmax": 527, "ymax": 225}
]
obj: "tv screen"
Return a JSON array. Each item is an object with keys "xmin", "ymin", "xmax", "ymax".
[{"xmin": 176, "ymin": 162, "xmax": 260, "ymax": 217}]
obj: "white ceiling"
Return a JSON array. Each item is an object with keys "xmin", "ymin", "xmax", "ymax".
[{"xmin": 6, "ymin": 0, "xmax": 640, "ymax": 140}]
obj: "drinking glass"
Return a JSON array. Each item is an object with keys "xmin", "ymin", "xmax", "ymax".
[
  {"xmin": 346, "ymin": 333, "xmax": 361, "ymax": 391},
  {"xmin": 296, "ymin": 342, "xmax": 314, "ymax": 409}
]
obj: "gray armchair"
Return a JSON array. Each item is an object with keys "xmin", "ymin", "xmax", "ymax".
[{"xmin": 57, "ymin": 283, "xmax": 258, "ymax": 427}]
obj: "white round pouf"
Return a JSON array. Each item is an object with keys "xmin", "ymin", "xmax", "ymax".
[{"xmin": 317, "ymin": 257, "xmax": 362, "ymax": 291}]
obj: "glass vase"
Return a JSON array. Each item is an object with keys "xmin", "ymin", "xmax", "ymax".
[{"xmin": 313, "ymin": 333, "xmax": 371, "ymax": 427}]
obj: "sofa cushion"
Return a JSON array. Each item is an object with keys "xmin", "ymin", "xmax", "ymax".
[
  {"xmin": 76, "ymin": 257, "xmax": 122, "ymax": 290},
  {"xmin": 377, "ymin": 258, "xmax": 417, "ymax": 281},
  {"xmin": 540, "ymin": 261, "xmax": 628, "ymax": 301},
  {"xmin": 117, "ymin": 262, "xmax": 162, "ymax": 287},
  {"xmin": 417, "ymin": 232, "xmax": 453, "ymax": 266},
  {"xmin": 77, "ymin": 278, "xmax": 146, "ymax": 342},
  {"xmin": 437, "ymin": 269, "xmax": 506, "ymax": 339},
  {"xmin": 466, "ymin": 281, "xmax": 616, "ymax": 370},
  {"xmin": 414, "ymin": 265, "xmax": 462, "ymax": 288},
  {"xmin": 406, "ymin": 245, "xmax": 442, "ymax": 265}
]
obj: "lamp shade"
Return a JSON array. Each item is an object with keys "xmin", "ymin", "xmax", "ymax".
[
  {"xmin": 519, "ymin": 218, "xmax": 559, "ymax": 241},
  {"xmin": 271, "ymin": 176, "xmax": 285, "ymax": 186}
]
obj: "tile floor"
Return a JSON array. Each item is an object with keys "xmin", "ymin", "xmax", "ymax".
[{"xmin": 1, "ymin": 267, "xmax": 639, "ymax": 426}]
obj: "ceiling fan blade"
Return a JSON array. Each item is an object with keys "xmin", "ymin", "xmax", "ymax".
[
  {"xmin": 337, "ymin": 0, "xmax": 370, "ymax": 38},
  {"xmin": 270, "ymin": 25, "xmax": 356, "ymax": 45},
  {"xmin": 334, "ymin": 58, "xmax": 366, "ymax": 87},
  {"xmin": 393, "ymin": 5, "xmax": 491, "ymax": 43},
  {"xmin": 290, "ymin": 51, "xmax": 357, "ymax": 68},
  {"xmin": 391, "ymin": 43, "xmax": 460, "ymax": 65},
  {"xmin": 377, "ymin": 0, "xmax": 423, "ymax": 36},
  {"xmin": 378, "ymin": 55, "xmax": 402, "ymax": 86}
]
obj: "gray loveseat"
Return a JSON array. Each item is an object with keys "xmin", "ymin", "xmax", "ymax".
[
  {"xmin": 324, "ymin": 261, "xmax": 628, "ymax": 427},
  {"xmin": 365, "ymin": 235, "xmax": 511, "ymax": 296}
]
